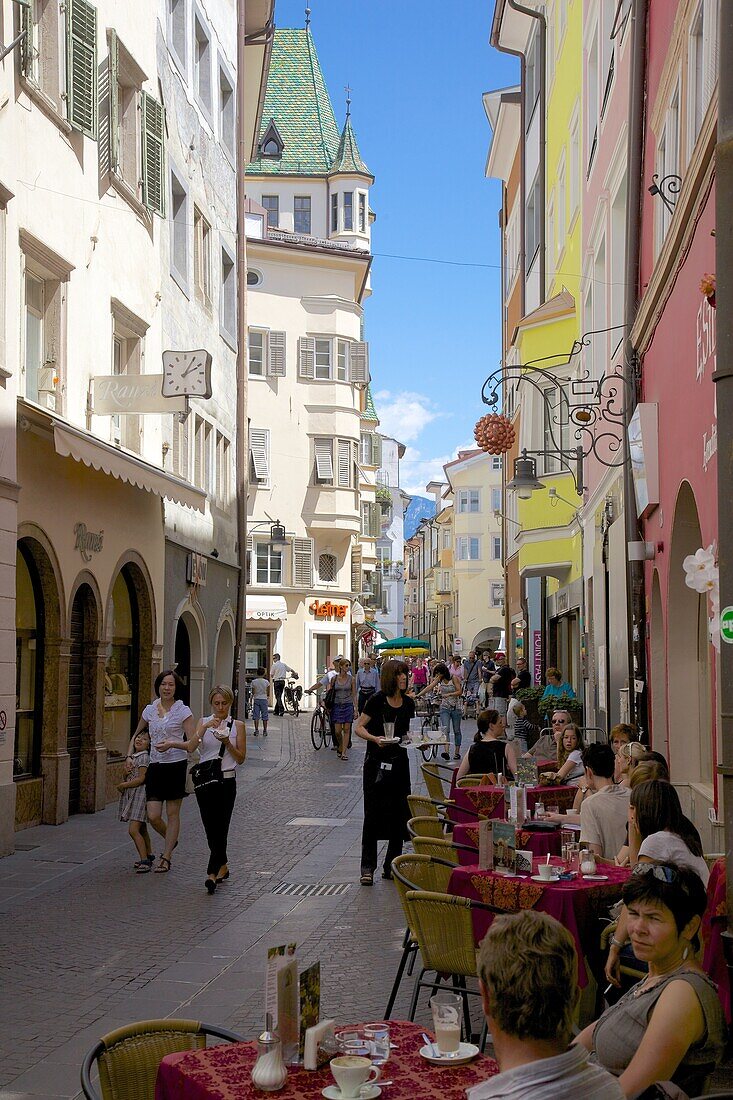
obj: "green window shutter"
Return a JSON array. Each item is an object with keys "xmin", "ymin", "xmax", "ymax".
[
  {"xmin": 141, "ymin": 91, "xmax": 166, "ymax": 216},
  {"xmin": 372, "ymin": 434, "xmax": 382, "ymax": 468},
  {"xmin": 108, "ymin": 29, "xmax": 119, "ymax": 171},
  {"xmin": 66, "ymin": 0, "xmax": 98, "ymax": 138},
  {"xmin": 369, "ymin": 502, "xmax": 381, "ymax": 538},
  {"xmin": 20, "ymin": 3, "xmax": 33, "ymax": 76}
]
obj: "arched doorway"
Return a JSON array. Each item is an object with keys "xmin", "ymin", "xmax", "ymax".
[
  {"xmin": 106, "ymin": 570, "xmax": 139, "ymax": 759},
  {"xmin": 173, "ymin": 603, "xmax": 206, "ymax": 716},
  {"xmin": 667, "ymin": 482, "xmax": 712, "ymax": 786},
  {"xmin": 15, "ymin": 545, "xmax": 45, "ymax": 780},
  {"xmin": 213, "ymin": 618, "xmax": 235, "ymax": 690},
  {"xmin": 67, "ymin": 584, "xmax": 98, "ymax": 814},
  {"xmin": 649, "ymin": 570, "xmax": 668, "ymax": 750},
  {"xmin": 175, "ymin": 617, "xmax": 192, "ymax": 706}
]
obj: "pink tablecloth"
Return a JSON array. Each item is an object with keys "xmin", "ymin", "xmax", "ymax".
[
  {"xmin": 452, "ymin": 822, "xmax": 561, "ymax": 865},
  {"xmin": 155, "ymin": 1020, "xmax": 498, "ymax": 1100},
  {"xmin": 449, "ymin": 857, "xmax": 630, "ymax": 988},
  {"xmin": 449, "ymin": 784, "xmax": 577, "ymax": 824}
]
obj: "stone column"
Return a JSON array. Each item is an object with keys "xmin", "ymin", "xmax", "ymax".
[
  {"xmin": 79, "ymin": 642, "xmax": 108, "ymax": 813},
  {"xmin": 41, "ymin": 636, "xmax": 71, "ymax": 824},
  {"xmin": 0, "ymin": 479, "xmax": 19, "ymax": 854}
]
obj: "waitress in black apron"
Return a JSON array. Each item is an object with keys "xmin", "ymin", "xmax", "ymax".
[{"xmin": 354, "ymin": 659, "xmax": 415, "ymax": 885}]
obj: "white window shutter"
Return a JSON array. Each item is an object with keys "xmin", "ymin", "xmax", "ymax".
[
  {"xmin": 314, "ymin": 437, "xmax": 333, "ymax": 481},
  {"xmin": 337, "ymin": 439, "xmax": 351, "ymax": 487},
  {"xmin": 372, "ymin": 433, "xmax": 382, "ymax": 467},
  {"xmin": 268, "ymin": 331, "xmax": 286, "ymax": 376},
  {"xmin": 703, "ymin": 3, "xmax": 719, "ymax": 108},
  {"xmin": 249, "ymin": 427, "xmax": 270, "ymax": 481},
  {"xmin": 246, "ymin": 535, "xmax": 253, "ymax": 551},
  {"xmin": 293, "ymin": 538, "xmax": 314, "ymax": 587},
  {"xmin": 351, "ymin": 341, "xmax": 369, "ymax": 383},
  {"xmin": 298, "ymin": 336, "xmax": 315, "ymax": 379}
]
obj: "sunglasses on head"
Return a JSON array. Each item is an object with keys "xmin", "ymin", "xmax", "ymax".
[{"xmin": 631, "ymin": 863, "xmax": 683, "ymax": 886}]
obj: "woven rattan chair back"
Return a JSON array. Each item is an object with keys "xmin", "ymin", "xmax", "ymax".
[
  {"xmin": 421, "ymin": 763, "xmax": 448, "ymax": 802},
  {"xmin": 406, "ymin": 890, "xmax": 479, "ymax": 978},
  {"xmin": 407, "ymin": 795, "xmax": 439, "ymax": 819},
  {"xmin": 411, "ymin": 835, "xmax": 459, "ymax": 865},
  {"xmin": 407, "ymin": 816, "xmax": 445, "ymax": 839}
]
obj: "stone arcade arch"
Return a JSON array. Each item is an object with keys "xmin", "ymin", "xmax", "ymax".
[
  {"xmin": 172, "ymin": 598, "xmax": 207, "ymax": 717},
  {"xmin": 667, "ymin": 482, "xmax": 712, "ymax": 787},
  {"xmin": 105, "ymin": 555, "xmax": 157, "ymax": 769},
  {"xmin": 66, "ymin": 581, "xmax": 100, "ymax": 814},
  {"xmin": 213, "ymin": 614, "xmax": 236, "ymax": 692}
]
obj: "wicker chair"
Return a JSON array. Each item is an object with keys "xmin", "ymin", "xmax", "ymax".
[
  {"xmin": 407, "ymin": 794, "xmax": 441, "ymax": 820},
  {"xmin": 456, "ymin": 774, "xmax": 495, "ymax": 788},
  {"xmin": 80, "ymin": 1019, "xmax": 244, "ymax": 1099},
  {"xmin": 385, "ymin": 854, "xmax": 456, "ymax": 1018},
  {"xmin": 411, "ymin": 835, "xmax": 461, "ymax": 864},
  {"xmin": 407, "ymin": 815, "xmax": 446, "ymax": 839},
  {"xmin": 405, "ymin": 888, "xmax": 501, "ymax": 1038},
  {"xmin": 421, "ymin": 763, "xmax": 450, "ymax": 802}
]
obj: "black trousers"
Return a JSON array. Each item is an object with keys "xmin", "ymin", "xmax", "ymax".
[
  {"xmin": 273, "ymin": 679, "xmax": 285, "ymax": 714},
  {"xmin": 360, "ymin": 820, "xmax": 403, "ymax": 875},
  {"xmin": 195, "ymin": 778, "xmax": 236, "ymax": 875}
]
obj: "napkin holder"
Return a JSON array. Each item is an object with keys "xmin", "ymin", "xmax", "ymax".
[{"xmin": 303, "ymin": 1019, "xmax": 335, "ymax": 1070}]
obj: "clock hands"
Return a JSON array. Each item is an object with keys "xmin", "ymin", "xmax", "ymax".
[{"xmin": 181, "ymin": 357, "xmax": 199, "ymax": 378}]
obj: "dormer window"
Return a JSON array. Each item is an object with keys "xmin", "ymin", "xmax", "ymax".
[{"xmin": 259, "ymin": 119, "xmax": 284, "ymax": 159}]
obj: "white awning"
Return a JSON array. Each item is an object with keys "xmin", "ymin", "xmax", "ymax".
[
  {"xmin": 53, "ymin": 423, "xmax": 206, "ymax": 512},
  {"xmin": 246, "ymin": 595, "xmax": 288, "ymax": 621}
]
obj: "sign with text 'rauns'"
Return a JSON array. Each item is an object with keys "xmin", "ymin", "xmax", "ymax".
[{"xmin": 92, "ymin": 375, "xmax": 186, "ymax": 415}]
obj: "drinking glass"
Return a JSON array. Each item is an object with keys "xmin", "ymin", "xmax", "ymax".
[
  {"xmin": 429, "ymin": 992, "xmax": 462, "ymax": 1056},
  {"xmin": 547, "ymin": 804, "xmax": 559, "ymax": 817},
  {"xmin": 383, "ymin": 721, "xmax": 395, "ymax": 741},
  {"xmin": 363, "ymin": 1024, "xmax": 390, "ymax": 1065}
]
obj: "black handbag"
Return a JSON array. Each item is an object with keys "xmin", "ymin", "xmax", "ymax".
[
  {"xmin": 323, "ymin": 682, "xmax": 336, "ymax": 710},
  {"xmin": 190, "ymin": 719, "xmax": 232, "ymax": 790}
]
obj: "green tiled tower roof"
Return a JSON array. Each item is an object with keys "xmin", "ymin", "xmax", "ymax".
[
  {"xmin": 246, "ymin": 28, "xmax": 341, "ymax": 176},
  {"xmin": 363, "ymin": 384, "xmax": 379, "ymax": 423},
  {"xmin": 330, "ymin": 117, "xmax": 372, "ymax": 178}
]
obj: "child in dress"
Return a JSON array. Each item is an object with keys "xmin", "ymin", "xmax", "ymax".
[{"xmin": 117, "ymin": 730, "xmax": 153, "ymax": 872}]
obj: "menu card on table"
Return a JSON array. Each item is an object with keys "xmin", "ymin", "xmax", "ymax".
[
  {"xmin": 299, "ymin": 963, "xmax": 321, "ymax": 1059},
  {"xmin": 492, "ymin": 821, "xmax": 516, "ymax": 874},
  {"xmin": 478, "ymin": 818, "xmax": 493, "ymax": 870},
  {"xmin": 516, "ymin": 760, "xmax": 539, "ymax": 786},
  {"xmin": 508, "ymin": 784, "xmax": 527, "ymax": 824},
  {"xmin": 266, "ymin": 943, "xmax": 297, "ymax": 1030}
]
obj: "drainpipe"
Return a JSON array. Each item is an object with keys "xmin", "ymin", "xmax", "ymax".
[
  {"xmin": 713, "ymin": 1, "xmax": 733, "ymax": 938},
  {"xmin": 622, "ymin": 0, "xmax": 648, "ymax": 736}
]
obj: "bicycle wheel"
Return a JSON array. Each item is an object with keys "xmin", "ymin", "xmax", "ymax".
[{"xmin": 311, "ymin": 710, "xmax": 324, "ymax": 749}]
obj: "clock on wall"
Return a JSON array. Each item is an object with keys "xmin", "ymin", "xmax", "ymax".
[{"xmin": 162, "ymin": 350, "xmax": 213, "ymax": 399}]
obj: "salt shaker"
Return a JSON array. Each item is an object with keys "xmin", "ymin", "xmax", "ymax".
[
  {"xmin": 580, "ymin": 849, "xmax": 597, "ymax": 876},
  {"xmin": 251, "ymin": 1016, "xmax": 288, "ymax": 1092}
]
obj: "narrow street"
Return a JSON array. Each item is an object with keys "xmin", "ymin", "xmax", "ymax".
[{"xmin": 0, "ymin": 717, "xmax": 449, "ymax": 1099}]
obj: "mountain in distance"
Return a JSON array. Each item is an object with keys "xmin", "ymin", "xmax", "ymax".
[{"xmin": 403, "ymin": 495, "xmax": 436, "ymax": 540}]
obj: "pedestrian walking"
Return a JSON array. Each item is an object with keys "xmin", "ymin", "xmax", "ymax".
[
  {"xmin": 160, "ymin": 685, "xmax": 246, "ymax": 894},
  {"xmin": 249, "ymin": 667, "xmax": 270, "ymax": 736},
  {"xmin": 128, "ymin": 670, "xmax": 195, "ymax": 874},
  {"xmin": 270, "ymin": 653, "xmax": 295, "ymax": 716},
  {"xmin": 462, "ymin": 650, "xmax": 481, "ymax": 694},
  {"xmin": 330, "ymin": 658, "xmax": 357, "ymax": 760},
  {"xmin": 449, "ymin": 654, "xmax": 464, "ymax": 682},
  {"xmin": 489, "ymin": 652, "xmax": 515, "ymax": 717},
  {"xmin": 478, "ymin": 651, "xmax": 495, "ymax": 706},
  {"xmin": 117, "ymin": 730, "xmax": 153, "ymax": 872},
  {"xmin": 356, "ymin": 657, "xmax": 380, "ymax": 713},
  {"xmin": 416, "ymin": 661, "xmax": 463, "ymax": 760},
  {"xmin": 410, "ymin": 656, "xmax": 428, "ymax": 694},
  {"xmin": 354, "ymin": 659, "xmax": 415, "ymax": 884}
]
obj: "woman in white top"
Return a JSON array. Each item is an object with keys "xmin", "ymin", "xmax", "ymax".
[
  {"xmin": 544, "ymin": 725, "xmax": 586, "ymax": 785},
  {"xmin": 129, "ymin": 670, "xmax": 195, "ymax": 873},
  {"xmin": 159, "ymin": 684, "xmax": 246, "ymax": 893}
]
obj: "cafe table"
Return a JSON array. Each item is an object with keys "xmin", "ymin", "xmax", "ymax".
[
  {"xmin": 449, "ymin": 783, "xmax": 577, "ymax": 824},
  {"xmin": 154, "ymin": 1020, "xmax": 498, "ymax": 1100},
  {"xmin": 452, "ymin": 821, "xmax": 563, "ymax": 865},
  {"xmin": 449, "ymin": 856, "xmax": 630, "ymax": 989}
]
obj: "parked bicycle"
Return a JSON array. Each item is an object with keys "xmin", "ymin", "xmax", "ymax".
[
  {"xmin": 282, "ymin": 675, "xmax": 302, "ymax": 716},
  {"xmin": 308, "ymin": 695, "xmax": 332, "ymax": 750}
]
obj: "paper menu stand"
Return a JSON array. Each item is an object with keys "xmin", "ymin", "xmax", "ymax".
[
  {"xmin": 299, "ymin": 963, "xmax": 321, "ymax": 1060},
  {"xmin": 492, "ymin": 821, "xmax": 517, "ymax": 874},
  {"xmin": 265, "ymin": 944, "xmax": 297, "ymax": 1030},
  {"xmin": 478, "ymin": 817, "xmax": 493, "ymax": 870},
  {"xmin": 509, "ymin": 784, "xmax": 527, "ymax": 824},
  {"xmin": 277, "ymin": 958, "xmax": 299, "ymax": 1064}
]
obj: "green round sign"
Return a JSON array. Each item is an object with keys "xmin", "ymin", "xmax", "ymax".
[{"xmin": 721, "ymin": 606, "xmax": 733, "ymax": 645}]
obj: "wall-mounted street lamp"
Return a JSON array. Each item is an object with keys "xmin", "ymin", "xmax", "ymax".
[
  {"xmin": 648, "ymin": 173, "xmax": 682, "ymax": 217},
  {"xmin": 248, "ymin": 519, "xmax": 288, "ymax": 544},
  {"xmin": 505, "ymin": 447, "xmax": 585, "ymax": 498}
]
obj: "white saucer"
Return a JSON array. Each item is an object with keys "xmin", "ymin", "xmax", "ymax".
[
  {"xmin": 419, "ymin": 1042, "xmax": 479, "ymax": 1065},
  {"xmin": 531, "ymin": 874, "xmax": 561, "ymax": 883},
  {"xmin": 582, "ymin": 873, "xmax": 609, "ymax": 880},
  {"xmin": 322, "ymin": 1086, "xmax": 381, "ymax": 1100},
  {"xmin": 380, "ymin": 737, "xmax": 400, "ymax": 744}
]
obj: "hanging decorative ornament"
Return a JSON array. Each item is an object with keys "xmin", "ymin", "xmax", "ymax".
[{"xmin": 474, "ymin": 413, "xmax": 516, "ymax": 455}]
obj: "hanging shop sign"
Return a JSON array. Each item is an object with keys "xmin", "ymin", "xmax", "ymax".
[
  {"xmin": 186, "ymin": 552, "xmax": 208, "ymax": 587},
  {"xmin": 309, "ymin": 600, "xmax": 348, "ymax": 621},
  {"xmin": 74, "ymin": 522, "xmax": 104, "ymax": 562},
  {"xmin": 91, "ymin": 374, "xmax": 187, "ymax": 415}
]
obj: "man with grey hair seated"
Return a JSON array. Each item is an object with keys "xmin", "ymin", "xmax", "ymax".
[{"xmin": 467, "ymin": 911, "xmax": 623, "ymax": 1098}]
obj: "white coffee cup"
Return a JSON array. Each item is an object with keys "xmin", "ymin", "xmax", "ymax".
[
  {"xmin": 537, "ymin": 862, "xmax": 556, "ymax": 880},
  {"xmin": 330, "ymin": 1056, "xmax": 380, "ymax": 1098}
]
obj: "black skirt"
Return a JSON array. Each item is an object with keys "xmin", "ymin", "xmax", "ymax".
[{"xmin": 145, "ymin": 760, "xmax": 188, "ymax": 802}]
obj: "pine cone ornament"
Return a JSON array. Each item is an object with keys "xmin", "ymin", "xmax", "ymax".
[{"xmin": 474, "ymin": 413, "xmax": 516, "ymax": 454}]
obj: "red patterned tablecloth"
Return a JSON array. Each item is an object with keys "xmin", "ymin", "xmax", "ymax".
[
  {"xmin": 449, "ymin": 784, "xmax": 576, "ymax": 824},
  {"xmin": 453, "ymin": 823, "xmax": 561, "ymax": 865},
  {"xmin": 449, "ymin": 857, "xmax": 630, "ymax": 988},
  {"xmin": 702, "ymin": 857, "xmax": 731, "ymax": 1025},
  {"xmin": 155, "ymin": 1020, "xmax": 498, "ymax": 1100}
]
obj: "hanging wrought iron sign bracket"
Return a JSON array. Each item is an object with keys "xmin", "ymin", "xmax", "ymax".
[{"xmin": 648, "ymin": 173, "xmax": 682, "ymax": 216}]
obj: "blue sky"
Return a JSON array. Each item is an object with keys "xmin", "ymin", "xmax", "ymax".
[{"xmin": 275, "ymin": 0, "xmax": 519, "ymax": 495}]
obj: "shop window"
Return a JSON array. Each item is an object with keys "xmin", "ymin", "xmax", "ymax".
[
  {"xmin": 105, "ymin": 572, "xmax": 137, "ymax": 759},
  {"xmin": 15, "ymin": 547, "xmax": 42, "ymax": 778}
]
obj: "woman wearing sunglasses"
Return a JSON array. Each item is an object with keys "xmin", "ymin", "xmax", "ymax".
[{"xmin": 576, "ymin": 862, "xmax": 724, "ymax": 1098}]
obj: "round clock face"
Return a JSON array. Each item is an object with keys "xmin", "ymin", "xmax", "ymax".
[{"xmin": 162, "ymin": 351, "xmax": 212, "ymax": 397}]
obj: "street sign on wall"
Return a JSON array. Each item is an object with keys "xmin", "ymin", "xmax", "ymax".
[
  {"xmin": 92, "ymin": 374, "xmax": 187, "ymax": 415},
  {"xmin": 721, "ymin": 606, "xmax": 733, "ymax": 644}
]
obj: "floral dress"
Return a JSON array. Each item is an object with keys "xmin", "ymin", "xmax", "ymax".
[{"xmin": 118, "ymin": 751, "xmax": 149, "ymax": 822}]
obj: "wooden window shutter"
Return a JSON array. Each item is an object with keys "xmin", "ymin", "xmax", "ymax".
[
  {"xmin": 371, "ymin": 434, "xmax": 382, "ymax": 468},
  {"xmin": 351, "ymin": 547, "xmax": 362, "ymax": 593},
  {"xmin": 20, "ymin": 3, "xmax": 33, "ymax": 75},
  {"xmin": 351, "ymin": 341, "xmax": 369, "ymax": 384},
  {"xmin": 249, "ymin": 427, "xmax": 270, "ymax": 482},
  {"xmin": 246, "ymin": 535, "xmax": 254, "ymax": 551},
  {"xmin": 298, "ymin": 336, "xmax": 315, "ymax": 379},
  {"xmin": 267, "ymin": 331, "xmax": 286, "ymax": 377},
  {"xmin": 352, "ymin": 440, "xmax": 360, "ymax": 487},
  {"xmin": 66, "ymin": 0, "xmax": 98, "ymax": 139},
  {"xmin": 108, "ymin": 29, "xmax": 119, "ymax": 171},
  {"xmin": 293, "ymin": 538, "xmax": 314, "ymax": 587},
  {"xmin": 337, "ymin": 439, "xmax": 351, "ymax": 488},
  {"xmin": 141, "ymin": 91, "xmax": 166, "ymax": 216},
  {"xmin": 314, "ymin": 437, "xmax": 333, "ymax": 482},
  {"xmin": 369, "ymin": 502, "xmax": 381, "ymax": 538}
]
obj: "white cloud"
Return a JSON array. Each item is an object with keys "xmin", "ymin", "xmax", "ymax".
[
  {"xmin": 373, "ymin": 389, "xmax": 441, "ymax": 444},
  {"xmin": 401, "ymin": 441, "xmax": 476, "ymax": 498}
]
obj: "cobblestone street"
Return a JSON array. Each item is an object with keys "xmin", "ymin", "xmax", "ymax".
[{"xmin": 0, "ymin": 717, "xmax": 453, "ymax": 1098}]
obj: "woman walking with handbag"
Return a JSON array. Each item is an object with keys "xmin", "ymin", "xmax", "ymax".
[
  {"xmin": 128, "ymin": 670, "xmax": 196, "ymax": 874},
  {"xmin": 158, "ymin": 685, "xmax": 246, "ymax": 893}
]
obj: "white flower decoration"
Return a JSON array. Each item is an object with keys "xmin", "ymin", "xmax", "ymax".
[
  {"xmin": 683, "ymin": 545, "xmax": 718, "ymax": 593},
  {"xmin": 710, "ymin": 612, "xmax": 721, "ymax": 652}
]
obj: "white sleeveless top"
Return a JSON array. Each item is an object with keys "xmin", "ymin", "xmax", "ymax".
[
  {"xmin": 143, "ymin": 699, "xmax": 193, "ymax": 763},
  {"xmin": 198, "ymin": 716, "xmax": 240, "ymax": 772}
]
